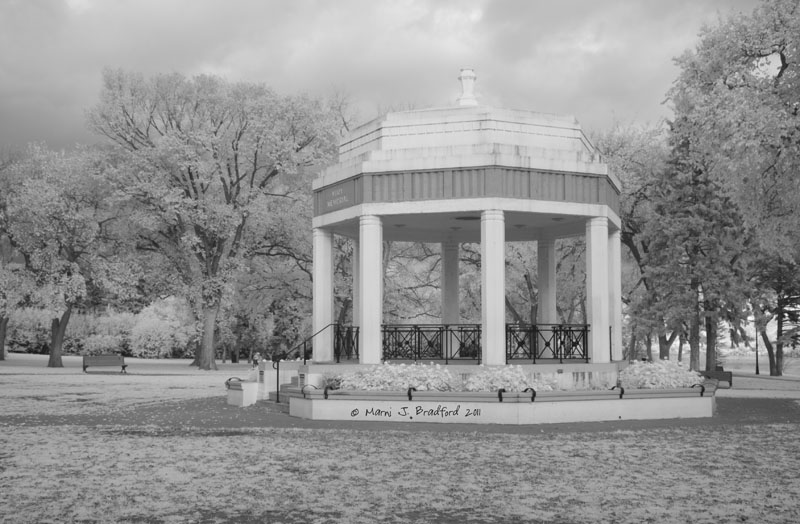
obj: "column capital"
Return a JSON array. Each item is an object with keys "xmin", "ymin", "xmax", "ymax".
[
  {"xmin": 313, "ymin": 227, "xmax": 333, "ymax": 239},
  {"xmin": 587, "ymin": 216, "xmax": 609, "ymax": 229},
  {"xmin": 538, "ymin": 237, "xmax": 556, "ymax": 247},
  {"xmin": 360, "ymin": 214, "xmax": 382, "ymax": 227},
  {"xmin": 442, "ymin": 240, "xmax": 459, "ymax": 251},
  {"xmin": 481, "ymin": 209, "xmax": 505, "ymax": 223}
]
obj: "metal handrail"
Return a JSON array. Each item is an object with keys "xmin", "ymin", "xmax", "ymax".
[
  {"xmin": 272, "ymin": 360, "xmax": 280, "ymax": 403},
  {"xmin": 283, "ymin": 323, "xmax": 340, "ymax": 364}
]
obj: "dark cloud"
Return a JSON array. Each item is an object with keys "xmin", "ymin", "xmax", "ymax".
[{"xmin": 0, "ymin": 0, "xmax": 763, "ymax": 150}]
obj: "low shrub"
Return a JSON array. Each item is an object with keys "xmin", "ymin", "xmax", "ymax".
[
  {"xmin": 81, "ymin": 334, "xmax": 126, "ymax": 356},
  {"xmin": 6, "ymin": 308, "xmax": 50, "ymax": 353},
  {"xmin": 619, "ymin": 360, "xmax": 702, "ymax": 389},
  {"xmin": 128, "ymin": 298, "xmax": 195, "ymax": 358},
  {"xmin": 464, "ymin": 365, "xmax": 535, "ymax": 392}
]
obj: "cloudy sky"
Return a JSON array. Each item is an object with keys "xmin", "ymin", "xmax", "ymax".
[{"xmin": 0, "ymin": 0, "xmax": 762, "ymax": 150}]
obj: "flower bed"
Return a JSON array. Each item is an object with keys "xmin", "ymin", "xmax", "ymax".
[
  {"xmin": 619, "ymin": 360, "xmax": 702, "ymax": 389},
  {"xmin": 329, "ymin": 360, "xmax": 702, "ymax": 393},
  {"xmin": 290, "ymin": 361, "xmax": 713, "ymax": 425}
]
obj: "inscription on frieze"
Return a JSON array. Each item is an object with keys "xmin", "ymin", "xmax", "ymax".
[{"xmin": 319, "ymin": 180, "xmax": 356, "ymax": 213}]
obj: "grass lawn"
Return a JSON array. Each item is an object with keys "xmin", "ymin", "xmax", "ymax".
[{"xmin": 2, "ymin": 354, "xmax": 800, "ymax": 524}]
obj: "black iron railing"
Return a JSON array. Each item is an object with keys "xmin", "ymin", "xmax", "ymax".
[
  {"xmin": 505, "ymin": 323, "xmax": 589, "ymax": 363},
  {"xmin": 334, "ymin": 324, "xmax": 359, "ymax": 362},
  {"xmin": 381, "ymin": 324, "xmax": 482, "ymax": 363},
  {"xmin": 326, "ymin": 323, "xmax": 589, "ymax": 364}
]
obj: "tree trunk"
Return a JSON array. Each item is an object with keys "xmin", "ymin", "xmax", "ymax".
[
  {"xmin": 689, "ymin": 314, "xmax": 700, "ymax": 371},
  {"xmin": 705, "ymin": 313, "xmax": 717, "ymax": 371},
  {"xmin": 645, "ymin": 333, "xmax": 653, "ymax": 361},
  {"xmin": 47, "ymin": 306, "xmax": 72, "ymax": 368},
  {"xmin": 775, "ymin": 309, "xmax": 785, "ymax": 377},
  {"xmin": 626, "ymin": 331, "xmax": 636, "ymax": 361},
  {"xmin": 761, "ymin": 329, "xmax": 777, "ymax": 375},
  {"xmin": 0, "ymin": 315, "xmax": 8, "ymax": 361},
  {"xmin": 729, "ymin": 327, "xmax": 739, "ymax": 349},
  {"xmin": 196, "ymin": 303, "xmax": 220, "ymax": 371},
  {"xmin": 337, "ymin": 297, "xmax": 352, "ymax": 325},
  {"xmin": 658, "ymin": 331, "xmax": 678, "ymax": 360},
  {"xmin": 506, "ymin": 296, "xmax": 524, "ymax": 324},
  {"xmin": 678, "ymin": 331, "xmax": 686, "ymax": 362},
  {"xmin": 523, "ymin": 272, "xmax": 537, "ymax": 323}
]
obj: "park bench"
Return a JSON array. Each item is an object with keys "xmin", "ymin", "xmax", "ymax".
[
  {"xmin": 83, "ymin": 354, "xmax": 127, "ymax": 374},
  {"xmin": 697, "ymin": 367, "xmax": 732, "ymax": 387}
]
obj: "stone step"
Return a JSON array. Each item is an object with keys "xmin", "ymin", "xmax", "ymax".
[
  {"xmin": 269, "ymin": 386, "xmax": 304, "ymax": 405},
  {"xmin": 263, "ymin": 398, "xmax": 290, "ymax": 413}
]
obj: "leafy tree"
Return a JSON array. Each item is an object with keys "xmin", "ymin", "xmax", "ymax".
[
  {"xmin": 505, "ymin": 243, "xmax": 539, "ymax": 324},
  {"xmin": 87, "ymin": 69, "xmax": 338, "ymax": 370},
  {"xmin": 460, "ymin": 238, "xmax": 585, "ymax": 326},
  {"xmin": 670, "ymin": 0, "xmax": 800, "ymax": 252},
  {"xmin": 640, "ymin": 136, "xmax": 752, "ymax": 371},
  {"xmin": 670, "ymin": 0, "xmax": 800, "ymax": 373},
  {"xmin": 383, "ymin": 241, "xmax": 441, "ymax": 323},
  {"xmin": 752, "ymin": 256, "xmax": 800, "ymax": 375},
  {"xmin": 0, "ymin": 154, "xmax": 17, "ymax": 359},
  {"xmin": 554, "ymin": 238, "xmax": 587, "ymax": 325},
  {"xmin": 4, "ymin": 145, "xmax": 137, "ymax": 366},
  {"xmin": 595, "ymin": 123, "xmax": 678, "ymax": 359}
]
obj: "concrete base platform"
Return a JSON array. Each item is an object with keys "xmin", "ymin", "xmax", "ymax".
[{"xmin": 288, "ymin": 385, "xmax": 715, "ymax": 425}]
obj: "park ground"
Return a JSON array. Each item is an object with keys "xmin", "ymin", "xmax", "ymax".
[{"xmin": 2, "ymin": 354, "xmax": 800, "ymax": 524}]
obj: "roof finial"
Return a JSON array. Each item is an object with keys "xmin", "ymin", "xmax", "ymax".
[{"xmin": 457, "ymin": 68, "xmax": 478, "ymax": 106}]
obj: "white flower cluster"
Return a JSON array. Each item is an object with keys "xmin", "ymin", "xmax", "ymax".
[
  {"xmin": 619, "ymin": 360, "xmax": 703, "ymax": 389},
  {"xmin": 464, "ymin": 365, "xmax": 534, "ymax": 392},
  {"xmin": 337, "ymin": 363, "xmax": 561, "ymax": 392},
  {"xmin": 338, "ymin": 362, "xmax": 457, "ymax": 391}
]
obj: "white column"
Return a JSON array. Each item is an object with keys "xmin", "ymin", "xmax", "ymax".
[
  {"xmin": 359, "ymin": 215, "xmax": 383, "ymax": 364},
  {"xmin": 609, "ymin": 228, "xmax": 623, "ymax": 361},
  {"xmin": 312, "ymin": 228, "xmax": 334, "ymax": 362},
  {"xmin": 481, "ymin": 210, "xmax": 506, "ymax": 365},
  {"xmin": 441, "ymin": 241, "xmax": 460, "ymax": 325},
  {"xmin": 537, "ymin": 238, "xmax": 557, "ymax": 324},
  {"xmin": 352, "ymin": 238, "xmax": 360, "ymax": 328},
  {"xmin": 586, "ymin": 217, "xmax": 610, "ymax": 363}
]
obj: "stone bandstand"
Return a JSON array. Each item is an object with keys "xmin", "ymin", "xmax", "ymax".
[{"xmin": 309, "ymin": 70, "xmax": 622, "ymax": 371}]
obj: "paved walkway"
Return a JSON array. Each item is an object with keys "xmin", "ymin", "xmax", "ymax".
[{"xmin": 715, "ymin": 373, "xmax": 800, "ymax": 398}]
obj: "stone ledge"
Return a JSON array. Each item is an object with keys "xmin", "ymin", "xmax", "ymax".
[{"xmin": 289, "ymin": 387, "xmax": 715, "ymax": 425}]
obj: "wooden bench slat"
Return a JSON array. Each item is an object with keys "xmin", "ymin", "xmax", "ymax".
[
  {"xmin": 697, "ymin": 370, "xmax": 732, "ymax": 386},
  {"xmin": 83, "ymin": 355, "xmax": 127, "ymax": 373}
]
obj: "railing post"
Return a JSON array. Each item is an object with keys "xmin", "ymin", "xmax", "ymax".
[
  {"xmin": 584, "ymin": 325, "xmax": 589, "ymax": 362},
  {"xmin": 354, "ymin": 326, "xmax": 359, "ymax": 361},
  {"xmin": 334, "ymin": 324, "xmax": 340, "ymax": 363},
  {"xmin": 504, "ymin": 324, "xmax": 509, "ymax": 364},
  {"xmin": 414, "ymin": 325, "xmax": 420, "ymax": 361},
  {"xmin": 272, "ymin": 359, "xmax": 280, "ymax": 403}
]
